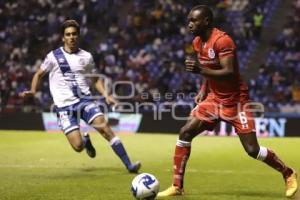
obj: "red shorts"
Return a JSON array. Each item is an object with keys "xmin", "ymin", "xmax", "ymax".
[{"xmin": 191, "ymin": 95, "xmax": 256, "ymax": 134}]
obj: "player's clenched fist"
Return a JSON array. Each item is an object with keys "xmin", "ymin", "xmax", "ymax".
[{"xmin": 185, "ymin": 55, "xmax": 201, "ymax": 74}]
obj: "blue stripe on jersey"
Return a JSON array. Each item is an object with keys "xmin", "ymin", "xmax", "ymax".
[
  {"xmin": 53, "ymin": 48, "xmax": 85, "ymax": 98},
  {"xmin": 53, "ymin": 48, "xmax": 72, "ymax": 74}
]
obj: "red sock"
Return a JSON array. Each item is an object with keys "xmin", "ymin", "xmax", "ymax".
[
  {"xmin": 173, "ymin": 143, "xmax": 191, "ymax": 188},
  {"xmin": 264, "ymin": 149, "xmax": 293, "ymax": 178}
]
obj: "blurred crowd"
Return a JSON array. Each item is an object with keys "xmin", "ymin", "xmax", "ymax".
[
  {"xmin": 0, "ymin": 0, "xmax": 299, "ymax": 113},
  {"xmin": 249, "ymin": 0, "xmax": 300, "ymax": 113}
]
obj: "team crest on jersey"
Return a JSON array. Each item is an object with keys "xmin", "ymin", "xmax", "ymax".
[
  {"xmin": 208, "ymin": 48, "xmax": 215, "ymax": 59},
  {"xmin": 58, "ymin": 58, "xmax": 65, "ymax": 63},
  {"xmin": 79, "ymin": 58, "xmax": 85, "ymax": 65}
]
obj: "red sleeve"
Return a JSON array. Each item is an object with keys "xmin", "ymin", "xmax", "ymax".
[
  {"xmin": 215, "ymin": 35, "xmax": 236, "ymax": 59},
  {"xmin": 199, "ymin": 80, "xmax": 207, "ymax": 92},
  {"xmin": 192, "ymin": 36, "xmax": 201, "ymax": 52}
]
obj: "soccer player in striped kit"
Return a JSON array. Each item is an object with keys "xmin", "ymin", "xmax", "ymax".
[{"xmin": 20, "ymin": 20, "xmax": 141, "ymax": 173}]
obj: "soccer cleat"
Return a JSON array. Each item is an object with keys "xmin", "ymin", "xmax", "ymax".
[
  {"xmin": 127, "ymin": 161, "xmax": 141, "ymax": 173},
  {"xmin": 157, "ymin": 185, "xmax": 184, "ymax": 197},
  {"xmin": 285, "ymin": 169, "xmax": 298, "ymax": 198},
  {"xmin": 83, "ymin": 132, "xmax": 96, "ymax": 158}
]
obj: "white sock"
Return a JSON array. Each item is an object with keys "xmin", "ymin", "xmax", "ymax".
[
  {"xmin": 109, "ymin": 136, "xmax": 121, "ymax": 146},
  {"xmin": 256, "ymin": 146, "xmax": 268, "ymax": 161},
  {"xmin": 176, "ymin": 139, "xmax": 191, "ymax": 147}
]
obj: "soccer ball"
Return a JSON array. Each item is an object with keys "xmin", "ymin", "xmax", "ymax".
[{"xmin": 131, "ymin": 173, "xmax": 160, "ymax": 200}]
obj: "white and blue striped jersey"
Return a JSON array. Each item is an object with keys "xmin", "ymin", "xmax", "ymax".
[{"xmin": 40, "ymin": 47, "xmax": 97, "ymax": 108}]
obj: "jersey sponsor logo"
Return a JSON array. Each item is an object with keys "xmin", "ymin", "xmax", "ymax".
[
  {"xmin": 208, "ymin": 48, "xmax": 215, "ymax": 59},
  {"xmin": 58, "ymin": 58, "xmax": 65, "ymax": 63},
  {"xmin": 199, "ymin": 60, "xmax": 219, "ymax": 65},
  {"xmin": 64, "ymin": 71, "xmax": 76, "ymax": 82},
  {"xmin": 79, "ymin": 58, "xmax": 86, "ymax": 65}
]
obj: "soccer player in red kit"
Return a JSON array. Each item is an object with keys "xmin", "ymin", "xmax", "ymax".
[{"xmin": 158, "ymin": 5, "xmax": 298, "ymax": 198}]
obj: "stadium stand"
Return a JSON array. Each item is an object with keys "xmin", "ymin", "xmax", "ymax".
[
  {"xmin": 249, "ymin": 0, "xmax": 300, "ymax": 113},
  {"xmin": 0, "ymin": 0, "xmax": 299, "ymax": 113}
]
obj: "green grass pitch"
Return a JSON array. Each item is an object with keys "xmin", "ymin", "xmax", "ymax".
[{"xmin": 0, "ymin": 130, "xmax": 299, "ymax": 200}]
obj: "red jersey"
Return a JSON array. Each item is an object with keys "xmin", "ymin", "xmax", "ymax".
[{"xmin": 192, "ymin": 28, "xmax": 249, "ymax": 105}]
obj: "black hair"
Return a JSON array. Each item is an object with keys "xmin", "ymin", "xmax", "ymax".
[
  {"xmin": 61, "ymin": 20, "xmax": 80, "ymax": 35},
  {"xmin": 191, "ymin": 5, "xmax": 213, "ymax": 24}
]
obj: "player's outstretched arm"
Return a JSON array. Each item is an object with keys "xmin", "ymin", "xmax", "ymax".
[
  {"xmin": 94, "ymin": 78, "xmax": 118, "ymax": 105},
  {"xmin": 19, "ymin": 68, "xmax": 46, "ymax": 98}
]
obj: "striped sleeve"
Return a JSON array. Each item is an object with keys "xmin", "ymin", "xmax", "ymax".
[{"xmin": 215, "ymin": 35, "xmax": 236, "ymax": 59}]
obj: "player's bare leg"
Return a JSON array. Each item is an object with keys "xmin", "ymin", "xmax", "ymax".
[
  {"xmin": 158, "ymin": 116, "xmax": 209, "ymax": 197},
  {"xmin": 239, "ymin": 132, "xmax": 298, "ymax": 198},
  {"xmin": 91, "ymin": 115, "xmax": 141, "ymax": 173},
  {"xmin": 66, "ymin": 130, "xmax": 84, "ymax": 152},
  {"xmin": 66, "ymin": 129, "xmax": 96, "ymax": 158}
]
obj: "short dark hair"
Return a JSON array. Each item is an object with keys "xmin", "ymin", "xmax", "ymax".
[
  {"xmin": 61, "ymin": 20, "xmax": 80, "ymax": 35},
  {"xmin": 191, "ymin": 5, "xmax": 213, "ymax": 24}
]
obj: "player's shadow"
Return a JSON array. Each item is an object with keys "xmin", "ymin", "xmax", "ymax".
[
  {"xmin": 203, "ymin": 190, "xmax": 283, "ymax": 199},
  {"xmin": 80, "ymin": 167, "xmax": 120, "ymax": 172},
  {"xmin": 164, "ymin": 191, "xmax": 299, "ymax": 200},
  {"xmin": 79, "ymin": 166, "xmax": 127, "ymax": 175},
  {"xmin": 45, "ymin": 167, "xmax": 125, "ymax": 179}
]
